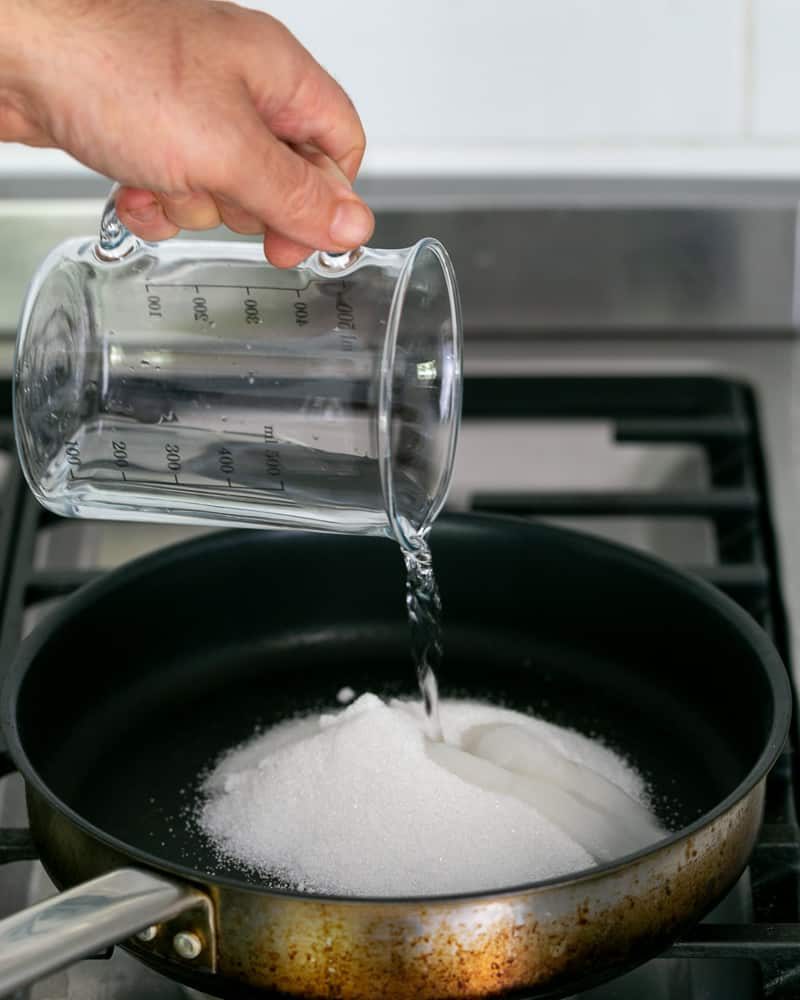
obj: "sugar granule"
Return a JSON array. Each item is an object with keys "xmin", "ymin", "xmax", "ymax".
[{"xmin": 197, "ymin": 694, "xmax": 664, "ymax": 897}]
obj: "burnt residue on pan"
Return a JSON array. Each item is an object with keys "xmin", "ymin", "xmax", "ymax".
[
  {"xmin": 214, "ymin": 789, "xmax": 759, "ymax": 999},
  {"xmin": 27, "ymin": 782, "xmax": 763, "ymax": 1000}
]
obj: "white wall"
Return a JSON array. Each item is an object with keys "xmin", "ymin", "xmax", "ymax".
[{"xmin": 6, "ymin": 0, "xmax": 800, "ymax": 178}]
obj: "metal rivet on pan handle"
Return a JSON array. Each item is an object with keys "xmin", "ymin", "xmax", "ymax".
[
  {"xmin": 173, "ymin": 931, "xmax": 203, "ymax": 960},
  {"xmin": 128, "ymin": 891, "xmax": 216, "ymax": 973}
]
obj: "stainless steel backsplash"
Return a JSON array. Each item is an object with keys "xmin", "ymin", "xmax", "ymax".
[{"xmin": 0, "ymin": 173, "xmax": 798, "ymax": 337}]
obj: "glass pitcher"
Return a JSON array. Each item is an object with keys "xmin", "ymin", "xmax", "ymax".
[{"xmin": 14, "ymin": 189, "xmax": 462, "ymax": 551}]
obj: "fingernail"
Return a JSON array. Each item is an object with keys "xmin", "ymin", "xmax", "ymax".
[
  {"xmin": 330, "ymin": 200, "xmax": 372, "ymax": 246},
  {"xmin": 127, "ymin": 202, "xmax": 161, "ymax": 224}
]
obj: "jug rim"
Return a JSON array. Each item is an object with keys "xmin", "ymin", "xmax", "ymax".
[{"xmin": 378, "ymin": 237, "xmax": 463, "ymax": 550}]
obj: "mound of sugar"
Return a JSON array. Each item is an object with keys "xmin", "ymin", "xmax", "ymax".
[{"xmin": 197, "ymin": 694, "xmax": 665, "ymax": 896}]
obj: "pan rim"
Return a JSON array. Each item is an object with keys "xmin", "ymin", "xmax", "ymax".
[{"xmin": 2, "ymin": 512, "xmax": 792, "ymax": 905}]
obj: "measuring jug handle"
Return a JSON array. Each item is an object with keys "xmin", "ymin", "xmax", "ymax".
[
  {"xmin": 93, "ymin": 184, "xmax": 363, "ymax": 269},
  {"xmin": 95, "ymin": 183, "xmax": 141, "ymax": 262}
]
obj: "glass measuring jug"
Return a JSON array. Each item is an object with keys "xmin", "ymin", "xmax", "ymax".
[{"xmin": 13, "ymin": 190, "xmax": 462, "ymax": 550}]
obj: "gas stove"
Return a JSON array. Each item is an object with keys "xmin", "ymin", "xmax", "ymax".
[{"xmin": 1, "ymin": 177, "xmax": 800, "ymax": 998}]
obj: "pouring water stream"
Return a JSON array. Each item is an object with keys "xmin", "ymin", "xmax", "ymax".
[{"xmin": 403, "ymin": 533, "xmax": 444, "ymax": 742}]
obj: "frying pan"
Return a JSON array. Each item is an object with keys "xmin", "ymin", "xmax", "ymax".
[{"xmin": 0, "ymin": 514, "xmax": 790, "ymax": 999}]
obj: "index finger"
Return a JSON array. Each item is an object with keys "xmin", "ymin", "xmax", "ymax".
[
  {"xmin": 255, "ymin": 53, "xmax": 367, "ymax": 182},
  {"xmin": 300, "ymin": 67, "xmax": 366, "ymax": 182}
]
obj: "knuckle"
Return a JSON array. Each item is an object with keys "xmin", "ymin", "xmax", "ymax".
[
  {"xmin": 204, "ymin": 130, "xmax": 251, "ymax": 191},
  {"xmin": 281, "ymin": 159, "xmax": 326, "ymax": 226},
  {"xmin": 157, "ymin": 139, "xmax": 192, "ymax": 193},
  {"xmin": 209, "ymin": 0, "xmax": 247, "ymax": 34},
  {"xmin": 217, "ymin": 201, "xmax": 263, "ymax": 235}
]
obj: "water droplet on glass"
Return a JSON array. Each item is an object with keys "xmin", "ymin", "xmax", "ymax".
[
  {"xmin": 246, "ymin": 343, "xmax": 252, "ymax": 350},
  {"xmin": 140, "ymin": 359, "xmax": 150, "ymax": 367},
  {"xmin": 221, "ymin": 416, "xmax": 227, "ymax": 423},
  {"xmin": 247, "ymin": 372, "xmax": 255, "ymax": 385}
]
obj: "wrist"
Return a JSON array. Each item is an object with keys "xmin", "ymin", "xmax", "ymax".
[{"xmin": 0, "ymin": 1, "xmax": 51, "ymax": 143}]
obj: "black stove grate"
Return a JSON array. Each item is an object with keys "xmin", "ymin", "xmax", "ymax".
[
  {"xmin": 466, "ymin": 376, "xmax": 787, "ymax": 644},
  {"xmin": 0, "ymin": 375, "xmax": 799, "ymax": 997},
  {"xmin": 463, "ymin": 375, "xmax": 800, "ymax": 997}
]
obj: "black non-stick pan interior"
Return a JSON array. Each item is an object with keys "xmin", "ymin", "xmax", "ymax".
[{"xmin": 4, "ymin": 514, "xmax": 788, "ymax": 895}]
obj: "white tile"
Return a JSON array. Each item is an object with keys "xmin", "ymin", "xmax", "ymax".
[
  {"xmin": 251, "ymin": 0, "xmax": 746, "ymax": 143},
  {"xmin": 13, "ymin": 141, "xmax": 800, "ymax": 185},
  {"xmin": 358, "ymin": 142, "xmax": 800, "ymax": 176},
  {"xmin": 753, "ymin": 0, "xmax": 800, "ymax": 137},
  {"xmin": 0, "ymin": 144, "xmax": 88, "ymax": 174},
  {"xmin": 12, "ymin": 140, "xmax": 800, "ymax": 184},
  {"xmin": 0, "ymin": 1, "xmax": 773, "ymax": 180}
]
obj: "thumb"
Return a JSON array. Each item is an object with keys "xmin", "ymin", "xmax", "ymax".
[
  {"xmin": 263, "ymin": 143, "xmax": 361, "ymax": 267},
  {"xmin": 214, "ymin": 112, "xmax": 373, "ymax": 254}
]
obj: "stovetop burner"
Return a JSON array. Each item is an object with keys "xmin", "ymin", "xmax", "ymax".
[{"xmin": 1, "ymin": 373, "xmax": 799, "ymax": 999}]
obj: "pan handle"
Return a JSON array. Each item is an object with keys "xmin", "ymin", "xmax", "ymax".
[{"xmin": 0, "ymin": 867, "xmax": 202, "ymax": 997}]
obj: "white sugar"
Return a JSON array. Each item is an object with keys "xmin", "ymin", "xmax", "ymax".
[
  {"xmin": 197, "ymin": 694, "xmax": 664, "ymax": 897},
  {"xmin": 336, "ymin": 686, "xmax": 356, "ymax": 704}
]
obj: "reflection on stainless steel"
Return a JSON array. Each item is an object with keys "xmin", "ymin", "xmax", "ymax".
[
  {"xmin": 376, "ymin": 208, "xmax": 798, "ymax": 333},
  {"xmin": 0, "ymin": 175, "xmax": 799, "ymax": 335}
]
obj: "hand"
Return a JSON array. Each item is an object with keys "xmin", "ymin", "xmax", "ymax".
[{"xmin": 1, "ymin": 0, "xmax": 373, "ymax": 266}]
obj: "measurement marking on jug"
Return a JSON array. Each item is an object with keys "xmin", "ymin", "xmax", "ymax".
[
  {"xmin": 165, "ymin": 442, "xmax": 182, "ymax": 482},
  {"xmin": 111, "ymin": 439, "xmax": 129, "ymax": 480},
  {"xmin": 146, "ymin": 294, "xmax": 162, "ymax": 318},
  {"xmin": 218, "ymin": 446, "xmax": 235, "ymax": 486},
  {"xmin": 294, "ymin": 301, "xmax": 309, "ymax": 327},
  {"xmin": 336, "ymin": 289, "xmax": 355, "ymax": 329},
  {"xmin": 263, "ymin": 426, "xmax": 285, "ymax": 491},
  {"xmin": 243, "ymin": 298, "xmax": 261, "ymax": 325},
  {"xmin": 112, "ymin": 440, "xmax": 129, "ymax": 468},
  {"xmin": 336, "ymin": 284, "xmax": 356, "ymax": 350},
  {"xmin": 65, "ymin": 440, "xmax": 82, "ymax": 475},
  {"xmin": 192, "ymin": 296, "xmax": 209, "ymax": 322},
  {"xmin": 145, "ymin": 282, "xmax": 314, "ymax": 292}
]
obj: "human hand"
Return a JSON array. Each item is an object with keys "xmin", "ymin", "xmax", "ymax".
[{"xmin": 1, "ymin": 0, "xmax": 373, "ymax": 266}]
